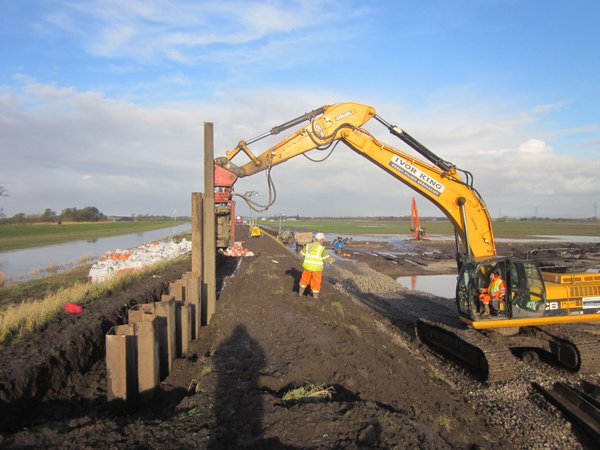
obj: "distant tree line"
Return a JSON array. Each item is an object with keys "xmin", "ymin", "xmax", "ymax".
[
  {"xmin": 0, "ymin": 207, "xmax": 107, "ymax": 224},
  {"xmin": 0, "ymin": 207, "xmax": 189, "ymax": 225}
]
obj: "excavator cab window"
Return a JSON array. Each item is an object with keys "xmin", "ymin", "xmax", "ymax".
[
  {"xmin": 507, "ymin": 261, "xmax": 545, "ymax": 317},
  {"xmin": 456, "ymin": 261, "xmax": 484, "ymax": 319},
  {"xmin": 478, "ymin": 262, "xmax": 507, "ymax": 316},
  {"xmin": 458, "ymin": 260, "xmax": 546, "ymax": 320},
  {"xmin": 456, "ymin": 265, "xmax": 472, "ymax": 317}
]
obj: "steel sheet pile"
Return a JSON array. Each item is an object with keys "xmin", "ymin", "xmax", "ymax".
[{"xmin": 88, "ymin": 239, "xmax": 192, "ymax": 283}]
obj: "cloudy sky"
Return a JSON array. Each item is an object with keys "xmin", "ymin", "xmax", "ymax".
[{"xmin": 1, "ymin": 0, "xmax": 599, "ymax": 219}]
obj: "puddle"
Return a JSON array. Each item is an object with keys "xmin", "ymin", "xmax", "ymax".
[{"xmin": 396, "ymin": 274, "xmax": 457, "ymax": 298}]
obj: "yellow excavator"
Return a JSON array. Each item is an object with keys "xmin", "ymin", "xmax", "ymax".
[{"xmin": 214, "ymin": 102, "xmax": 600, "ymax": 382}]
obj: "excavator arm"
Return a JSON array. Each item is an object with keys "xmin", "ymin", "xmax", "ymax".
[
  {"xmin": 215, "ymin": 103, "xmax": 377, "ymax": 177},
  {"xmin": 215, "ymin": 102, "xmax": 496, "ymax": 259}
]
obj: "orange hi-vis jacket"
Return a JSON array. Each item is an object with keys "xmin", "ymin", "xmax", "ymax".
[
  {"xmin": 480, "ymin": 276, "xmax": 506, "ymax": 305},
  {"xmin": 489, "ymin": 277, "xmax": 506, "ymax": 299}
]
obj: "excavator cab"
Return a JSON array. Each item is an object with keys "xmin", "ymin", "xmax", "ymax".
[{"xmin": 456, "ymin": 258, "xmax": 547, "ymax": 324}]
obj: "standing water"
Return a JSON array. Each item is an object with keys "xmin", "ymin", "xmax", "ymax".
[
  {"xmin": 396, "ymin": 274, "xmax": 457, "ymax": 298},
  {"xmin": 325, "ymin": 232, "xmax": 598, "ymax": 298},
  {"xmin": 0, "ymin": 223, "xmax": 191, "ymax": 285}
]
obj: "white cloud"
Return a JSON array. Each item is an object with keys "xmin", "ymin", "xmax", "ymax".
[
  {"xmin": 1, "ymin": 78, "xmax": 599, "ymax": 219},
  {"xmin": 43, "ymin": 0, "xmax": 356, "ymax": 64}
]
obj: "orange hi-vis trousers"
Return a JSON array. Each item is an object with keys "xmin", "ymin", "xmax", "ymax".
[{"xmin": 300, "ymin": 270, "xmax": 322, "ymax": 294}]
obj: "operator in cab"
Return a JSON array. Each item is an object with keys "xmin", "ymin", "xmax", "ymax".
[
  {"xmin": 478, "ymin": 268, "xmax": 506, "ymax": 317},
  {"xmin": 297, "ymin": 232, "xmax": 335, "ymax": 300}
]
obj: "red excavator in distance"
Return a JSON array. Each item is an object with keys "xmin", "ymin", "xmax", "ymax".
[
  {"xmin": 213, "ymin": 101, "xmax": 600, "ymax": 382},
  {"xmin": 410, "ymin": 197, "xmax": 429, "ymax": 240}
]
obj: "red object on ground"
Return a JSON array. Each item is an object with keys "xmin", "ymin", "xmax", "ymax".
[{"xmin": 64, "ymin": 303, "xmax": 83, "ymax": 314}]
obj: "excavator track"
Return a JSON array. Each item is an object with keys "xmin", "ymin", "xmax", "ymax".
[
  {"xmin": 416, "ymin": 318, "xmax": 516, "ymax": 383},
  {"xmin": 529, "ymin": 325, "xmax": 600, "ymax": 374}
]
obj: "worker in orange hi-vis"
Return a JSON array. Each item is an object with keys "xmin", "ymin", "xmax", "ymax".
[
  {"xmin": 297, "ymin": 232, "xmax": 335, "ymax": 299},
  {"xmin": 479, "ymin": 269, "xmax": 506, "ymax": 317}
]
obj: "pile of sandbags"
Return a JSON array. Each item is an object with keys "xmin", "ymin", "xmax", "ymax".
[
  {"xmin": 88, "ymin": 239, "xmax": 192, "ymax": 283},
  {"xmin": 221, "ymin": 241, "xmax": 254, "ymax": 257}
]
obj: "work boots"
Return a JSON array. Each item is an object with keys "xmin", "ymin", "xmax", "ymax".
[
  {"xmin": 313, "ymin": 293, "xmax": 319, "ymax": 300},
  {"xmin": 483, "ymin": 303, "xmax": 491, "ymax": 317},
  {"xmin": 298, "ymin": 285, "xmax": 306, "ymax": 296}
]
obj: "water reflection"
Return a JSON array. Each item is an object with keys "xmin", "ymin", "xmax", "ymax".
[
  {"xmin": 0, "ymin": 223, "xmax": 191, "ymax": 284},
  {"xmin": 396, "ymin": 274, "xmax": 457, "ymax": 298}
]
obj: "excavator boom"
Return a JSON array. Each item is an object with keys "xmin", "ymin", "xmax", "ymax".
[{"xmin": 215, "ymin": 102, "xmax": 495, "ymax": 260}]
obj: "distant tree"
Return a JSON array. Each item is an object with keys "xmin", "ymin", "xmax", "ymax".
[
  {"xmin": 11, "ymin": 213, "xmax": 26, "ymax": 223},
  {"xmin": 41, "ymin": 208, "xmax": 58, "ymax": 222},
  {"xmin": 0, "ymin": 184, "xmax": 6, "ymax": 218},
  {"xmin": 60, "ymin": 206, "xmax": 106, "ymax": 222},
  {"xmin": 60, "ymin": 207, "xmax": 77, "ymax": 222},
  {"xmin": 79, "ymin": 206, "xmax": 106, "ymax": 222}
]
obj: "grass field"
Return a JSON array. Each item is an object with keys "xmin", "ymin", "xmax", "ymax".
[
  {"xmin": 0, "ymin": 220, "xmax": 189, "ymax": 252},
  {"xmin": 0, "ymin": 258, "xmax": 184, "ymax": 344},
  {"xmin": 264, "ymin": 218, "xmax": 600, "ymax": 238}
]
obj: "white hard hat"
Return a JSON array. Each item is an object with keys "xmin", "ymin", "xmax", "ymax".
[{"xmin": 315, "ymin": 232, "xmax": 325, "ymax": 240}]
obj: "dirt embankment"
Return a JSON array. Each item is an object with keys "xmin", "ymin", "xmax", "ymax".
[{"xmin": 0, "ymin": 229, "xmax": 599, "ymax": 449}]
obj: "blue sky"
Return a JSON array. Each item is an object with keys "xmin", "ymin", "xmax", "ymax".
[{"xmin": 1, "ymin": 0, "xmax": 599, "ymax": 219}]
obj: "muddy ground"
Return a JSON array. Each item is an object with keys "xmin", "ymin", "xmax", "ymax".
[{"xmin": 0, "ymin": 227, "xmax": 599, "ymax": 449}]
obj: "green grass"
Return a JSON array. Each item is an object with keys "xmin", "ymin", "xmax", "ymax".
[
  {"xmin": 0, "ymin": 265, "xmax": 90, "ymax": 309},
  {"xmin": 264, "ymin": 218, "xmax": 600, "ymax": 238},
  {"xmin": 0, "ymin": 257, "xmax": 185, "ymax": 344},
  {"xmin": 491, "ymin": 219, "xmax": 600, "ymax": 238},
  {"xmin": 0, "ymin": 220, "xmax": 189, "ymax": 252}
]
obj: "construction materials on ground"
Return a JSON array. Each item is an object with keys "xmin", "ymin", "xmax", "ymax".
[
  {"xmin": 277, "ymin": 228, "xmax": 294, "ymax": 244},
  {"xmin": 221, "ymin": 241, "xmax": 254, "ymax": 257},
  {"xmin": 294, "ymin": 231, "xmax": 313, "ymax": 251},
  {"xmin": 332, "ymin": 236, "xmax": 352, "ymax": 256},
  {"xmin": 88, "ymin": 239, "xmax": 192, "ymax": 283}
]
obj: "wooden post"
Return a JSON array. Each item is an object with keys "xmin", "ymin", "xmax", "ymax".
[
  {"xmin": 157, "ymin": 296, "xmax": 177, "ymax": 374},
  {"xmin": 170, "ymin": 279, "xmax": 185, "ymax": 302},
  {"xmin": 132, "ymin": 320, "xmax": 160, "ymax": 405},
  {"xmin": 105, "ymin": 324, "xmax": 137, "ymax": 411},
  {"xmin": 189, "ymin": 192, "xmax": 204, "ymax": 336},
  {"xmin": 203, "ymin": 122, "xmax": 217, "ymax": 326},
  {"xmin": 192, "ymin": 192, "xmax": 203, "ymax": 275},
  {"xmin": 184, "ymin": 272, "xmax": 201, "ymax": 339},
  {"xmin": 176, "ymin": 301, "xmax": 193, "ymax": 355},
  {"xmin": 128, "ymin": 300, "xmax": 176, "ymax": 381}
]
